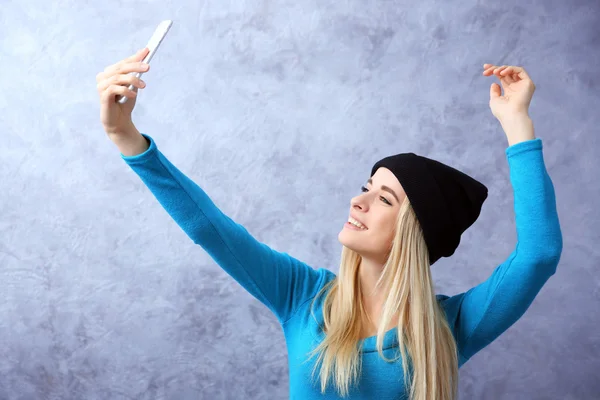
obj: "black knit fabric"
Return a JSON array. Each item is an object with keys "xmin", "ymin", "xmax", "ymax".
[{"xmin": 371, "ymin": 153, "xmax": 488, "ymax": 265}]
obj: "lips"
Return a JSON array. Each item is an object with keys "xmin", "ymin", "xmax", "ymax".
[{"xmin": 349, "ymin": 214, "xmax": 368, "ymax": 229}]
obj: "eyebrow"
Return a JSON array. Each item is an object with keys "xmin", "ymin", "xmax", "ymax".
[{"xmin": 367, "ymin": 178, "xmax": 399, "ymax": 203}]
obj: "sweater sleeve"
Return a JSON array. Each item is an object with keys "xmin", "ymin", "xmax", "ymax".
[
  {"xmin": 120, "ymin": 133, "xmax": 327, "ymax": 324},
  {"xmin": 443, "ymin": 138, "xmax": 563, "ymax": 363}
]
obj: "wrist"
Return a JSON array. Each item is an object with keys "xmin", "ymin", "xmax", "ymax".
[
  {"xmin": 500, "ymin": 114, "xmax": 535, "ymax": 146},
  {"xmin": 110, "ymin": 127, "xmax": 149, "ymax": 157}
]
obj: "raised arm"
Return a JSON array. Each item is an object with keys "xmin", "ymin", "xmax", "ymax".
[
  {"xmin": 96, "ymin": 50, "xmax": 331, "ymax": 324},
  {"xmin": 443, "ymin": 64, "xmax": 563, "ymax": 364}
]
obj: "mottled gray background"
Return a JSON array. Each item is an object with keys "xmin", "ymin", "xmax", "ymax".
[{"xmin": 1, "ymin": 0, "xmax": 598, "ymax": 399}]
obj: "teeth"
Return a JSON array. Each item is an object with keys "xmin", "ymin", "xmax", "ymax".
[{"xmin": 348, "ymin": 217, "xmax": 367, "ymax": 230}]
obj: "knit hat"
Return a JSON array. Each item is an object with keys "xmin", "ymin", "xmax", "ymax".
[{"xmin": 371, "ymin": 153, "xmax": 488, "ymax": 266}]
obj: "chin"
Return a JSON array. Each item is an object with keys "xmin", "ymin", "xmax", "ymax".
[
  {"xmin": 338, "ymin": 229, "xmax": 360, "ymax": 252},
  {"xmin": 337, "ymin": 229, "xmax": 349, "ymax": 246}
]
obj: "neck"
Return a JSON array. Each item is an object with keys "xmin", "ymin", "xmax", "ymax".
[
  {"xmin": 357, "ymin": 257, "xmax": 401, "ymax": 337},
  {"xmin": 358, "ymin": 257, "xmax": 388, "ymax": 322}
]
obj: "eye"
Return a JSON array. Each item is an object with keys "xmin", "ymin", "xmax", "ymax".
[
  {"xmin": 380, "ymin": 196, "xmax": 391, "ymax": 205},
  {"xmin": 360, "ymin": 186, "xmax": 391, "ymax": 205}
]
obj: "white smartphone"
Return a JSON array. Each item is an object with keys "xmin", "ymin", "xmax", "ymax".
[{"xmin": 117, "ymin": 20, "xmax": 173, "ymax": 104}]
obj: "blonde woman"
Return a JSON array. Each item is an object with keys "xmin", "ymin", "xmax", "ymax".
[{"xmin": 96, "ymin": 49, "xmax": 563, "ymax": 400}]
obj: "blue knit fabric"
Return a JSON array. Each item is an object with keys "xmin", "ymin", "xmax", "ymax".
[{"xmin": 121, "ymin": 134, "xmax": 562, "ymax": 399}]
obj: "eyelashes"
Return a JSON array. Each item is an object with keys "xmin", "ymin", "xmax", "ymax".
[{"xmin": 360, "ymin": 186, "xmax": 391, "ymax": 205}]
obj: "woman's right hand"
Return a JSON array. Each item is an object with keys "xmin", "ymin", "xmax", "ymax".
[{"xmin": 96, "ymin": 48, "xmax": 150, "ymax": 140}]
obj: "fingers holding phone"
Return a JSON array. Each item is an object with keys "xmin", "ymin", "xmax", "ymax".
[
  {"xmin": 97, "ymin": 48, "xmax": 150, "ymax": 137},
  {"xmin": 96, "ymin": 19, "xmax": 173, "ymax": 139}
]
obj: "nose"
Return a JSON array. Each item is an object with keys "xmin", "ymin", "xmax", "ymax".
[{"xmin": 351, "ymin": 194, "xmax": 369, "ymax": 212}]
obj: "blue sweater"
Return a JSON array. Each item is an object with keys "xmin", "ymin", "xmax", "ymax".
[{"xmin": 121, "ymin": 134, "xmax": 562, "ymax": 399}]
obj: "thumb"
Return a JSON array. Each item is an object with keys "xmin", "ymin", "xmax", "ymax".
[{"xmin": 490, "ymin": 82, "xmax": 502, "ymax": 99}]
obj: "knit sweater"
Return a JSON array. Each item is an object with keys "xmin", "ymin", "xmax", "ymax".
[{"xmin": 121, "ymin": 134, "xmax": 562, "ymax": 399}]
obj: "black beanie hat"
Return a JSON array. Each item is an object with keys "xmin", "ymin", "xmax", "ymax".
[{"xmin": 371, "ymin": 153, "xmax": 488, "ymax": 266}]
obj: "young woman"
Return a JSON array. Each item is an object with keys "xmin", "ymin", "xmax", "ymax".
[{"xmin": 96, "ymin": 48, "xmax": 563, "ymax": 400}]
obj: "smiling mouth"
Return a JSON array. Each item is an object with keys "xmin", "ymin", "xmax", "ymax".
[{"xmin": 347, "ymin": 217, "xmax": 368, "ymax": 230}]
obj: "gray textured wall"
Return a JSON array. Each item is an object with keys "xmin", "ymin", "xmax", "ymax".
[{"xmin": 1, "ymin": 0, "xmax": 598, "ymax": 399}]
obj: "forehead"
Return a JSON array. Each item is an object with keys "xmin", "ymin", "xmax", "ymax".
[{"xmin": 370, "ymin": 167, "xmax": 403, "ymax": 193}]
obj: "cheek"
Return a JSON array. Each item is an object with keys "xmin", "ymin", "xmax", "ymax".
[{"xmin": 373, "ymin": 218, "xmax": 396, "ymax": 244}]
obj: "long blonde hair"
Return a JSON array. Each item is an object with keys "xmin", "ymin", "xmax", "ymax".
[{"xmin": 306, "ymin": 196, "xmax": 459, "ymax": 399}]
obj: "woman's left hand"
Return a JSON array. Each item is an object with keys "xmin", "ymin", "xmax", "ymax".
[{"xmin": 483, "ymin": 64, "xmax": 536, "ymax": 123}]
